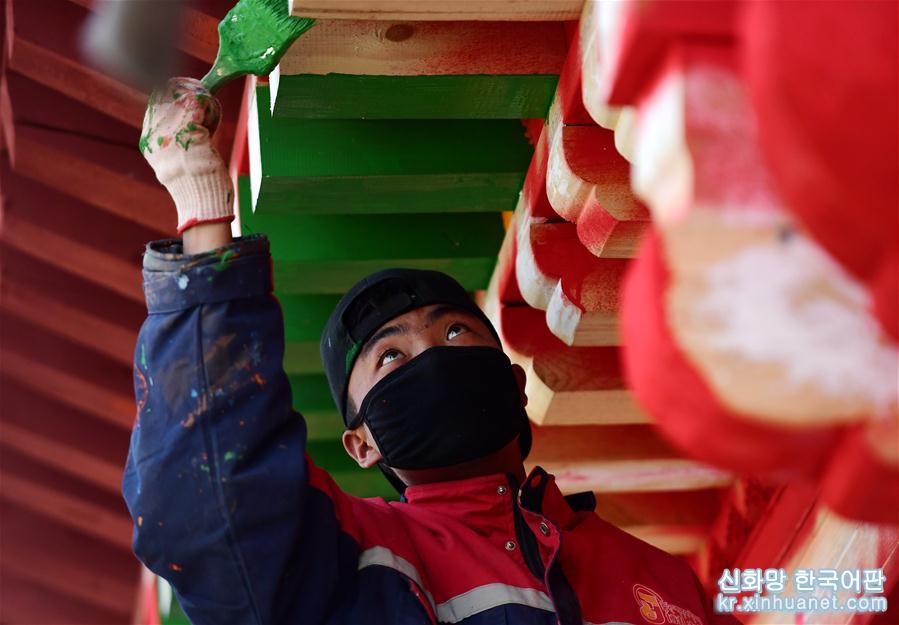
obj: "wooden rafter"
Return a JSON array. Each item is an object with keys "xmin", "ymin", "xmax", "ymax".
[
  {"xmin": 515, "ymin": 211, "xmax": 626, "ymax": 346},
  {"xmin": 0, "ymin": 349, "xmax": 134, "ymax": 429},
  {"xmin": 527, "ymin": 424, "xmax": 731, "ymax": 494},
  {"xmin": 599, "ymin": 492, "xmax": 717, "ymax": 554},
  {"xmin": 750, "ymin": 507, "xmax": 898, "ymax": 625},
  {"xmin": 0, "ymin": 471, "xmax": 132, "ymax": 550},
  {"xmin": 0, "ymin": 420, "xmax": 124, "ymax": 494},
  {"xmin": 12, "ymin": 129, "xmax": 173, "ymax": 233},
  {"xmin": 279, "ymin": 19, "xmax": 566, "ymax": 76},
  {"xmin": 1, "ymin": 279, "xmax": 135, "ymax": 366},
  {"xmin": 65, "ymin": 0, "xmax": 219, "ymax": 64},
  {"xmin": 523, "ymin": 349, "xmax": 648, "ymax": 426},
  {"xmin": 270, "ymin": 19, "xmax": 564, "ymax": 119},
  {"xmin": 597, "ymin": 490, "xmax": 722, "ymax": 528},
  {"xmin": 289, "ymin": 0, "xmax": 582, "ymax": 21},
  {"xmin": 0, "ymin": 574, "xmax": 126, "ymax": 625},
  {"xmin": 0, "ymin": 213, "xmax": 143, "ymax": 302},
  {"xmin": 7, "ymin": 35, "xmax": 145, "ymax": 128},
  {"xmin": 248, "ymin": 86, "xmax": 533, "ymax": 215},
  {"xmin": 0, "ymin": 513, "xmax": 136, "ymax": 615},
  {"xmin": 0, "ymin": 68, "xmax": 13, "ymax": 159}
]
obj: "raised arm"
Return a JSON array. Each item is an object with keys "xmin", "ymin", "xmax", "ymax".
[
  {"xmin": 123, "ymin": 79, "xmax": 360, "ymax": 625},
  {"xmin": 139, "ymin": 77, "xmax": 233, "ymax": 254}
]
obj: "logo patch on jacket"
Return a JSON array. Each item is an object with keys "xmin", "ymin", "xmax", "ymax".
[{"xmin": 633, "ymin": 584, "xmax": 703, "ymax": 625}]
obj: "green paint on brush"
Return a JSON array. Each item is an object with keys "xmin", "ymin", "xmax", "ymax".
[{"xmin": 200, "ymin": 0, "xmax": 315, "ymax": 94}]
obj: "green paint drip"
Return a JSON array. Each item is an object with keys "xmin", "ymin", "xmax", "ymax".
[
  {"xmin": 138, "ymin": 98, "xmax": 156, "ymax": 154},
  {"xmin": 200, "ymin": 0, "xmax": 315, "ymax": 94},
  {"xmin": 140, "ymin": 344, "xmax": 148, "ymax": 369},
  {"xmin": 138, "ymin": 134, "xmax": 152, "ymax": 154},
  {"xmin": 215, "ymin": 249, "xmax": 236, "ymax": 272}
]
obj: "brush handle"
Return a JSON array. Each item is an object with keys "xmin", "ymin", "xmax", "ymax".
[{"xmin": 200, "ymin": 62, "xmax": 237, "ymax": 95}]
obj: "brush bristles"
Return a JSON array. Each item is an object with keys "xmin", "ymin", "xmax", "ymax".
[
  {"xmin": 257, "ymin": 0, "xmax": 316, "ymax": 37},
  {"xmin": 204, "ymin": 0, "xmax": 317, "ymax": 93}
]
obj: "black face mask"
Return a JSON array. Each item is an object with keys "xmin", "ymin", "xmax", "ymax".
[{"xmin": 356, "ymin": 346, "xmax": 531, "ymax": 471}]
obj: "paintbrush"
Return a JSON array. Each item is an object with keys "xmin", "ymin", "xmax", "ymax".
[{"xmin": 201, "ymin": 0, "xmax": 315, "ymax": 94}]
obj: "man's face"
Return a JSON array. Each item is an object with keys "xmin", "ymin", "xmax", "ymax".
[
  {"xmin": 346, "ymin": 304, "xmax": 502, "ymax": 413},
  {"xmin": 341, "ymin": 304, "xmax": 528, "ymax": 480}
]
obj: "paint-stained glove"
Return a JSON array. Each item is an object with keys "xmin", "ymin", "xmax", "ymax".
[{"xmin": 140, "ymin": 77, "xmax": 234, "ymax": 233}]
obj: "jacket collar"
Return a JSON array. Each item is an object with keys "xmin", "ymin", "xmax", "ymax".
[{"xmin": 403, "ymin": 466, "xmax": 595, "ymax": 528}]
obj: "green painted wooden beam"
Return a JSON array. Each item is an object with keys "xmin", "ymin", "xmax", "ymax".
[
  {"xmin": 284, "ymin": 341, "xmax": 324, "ymax": 374},
  {"xmin": 290, "ymin": 373, "xmax": 339, "ymax": 427},
  {"xmin": 288, "ymin": 374, "xmax": 395, "ymax": 498},
  {"xmin": 307, "ymin": 439, "xmax": 396, "ymax": 498},
  {"xmin": 280, "ymin": 293, "xmax": 338, "ymax": 373},
  {"xmin": 270, "ymin": 73, "xmax": 558, "ymax": 119},
  {"xmin": 281, "ymin": 293, "xmax": 341, "ymax": 342},
  {"xmin": 241, "ymin": 206, "xmax": 504, "ymax": 294},
  {"xmin": 251, "ymin": 87, "xmax": 533, "ymax": 214}
]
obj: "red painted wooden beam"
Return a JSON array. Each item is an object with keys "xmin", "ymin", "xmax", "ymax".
[
  {"xmin": 0, "ymin": 573, "xmax": 127, "ymax": 625},
  {"xmin": 0, "ymin": 471, "xmax": 132, "ymax": 550},
  {"xmin": 1, "ymin": 379, "xmax": 129, "ymax": 493},
  {"xmin": 543, "ymin": 34, "xmax": 649, "ymax": 257},
  {"xmin": 66, "ymin": 0, "xmax": 220, "ymax": 64},
  {"xmin": 12, "ymin": 126, "xmax": 173, "ymax": 233},
  {"xmin": 0, "ymin": 348, "xmax": 134, "ymax": 429},
  {"xmin": 7, "ymin": 35, "xmax": 146, "ymax": 128},
  {"xmin": 0, "ymin": 419, "xmax": 124, "ymax": 494},
  {"xmin": 1, "ymin": 212, "xmax": 144, "ymax": 302},
  {"xmin": 586, "ymin": 0, "xmax": 738, "ymax": 107},
  {"xmin": 0, "ymin": 69, "xmax": 14, "ymax": 160},
  {"xmin": 1, "ymin": 279, "xmax": 136, "ymax": 366},
  {"xmin": 0, "ymin": 506, "xmax": 138, "ymax": 615}
]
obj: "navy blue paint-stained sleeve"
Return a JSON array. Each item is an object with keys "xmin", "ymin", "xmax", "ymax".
[{"xmin": 122, "ymin": 235, "xmax": 359, "ymax": 625}]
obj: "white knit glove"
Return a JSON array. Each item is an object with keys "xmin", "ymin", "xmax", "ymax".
[{"xmin": 140, "ymin": 77, "xmax": 234, "ymax": 233}]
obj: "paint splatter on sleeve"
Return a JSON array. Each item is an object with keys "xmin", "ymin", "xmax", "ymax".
[{"xmin": 123, "ymin": 234, "xmax": 362, "ymax": 624}]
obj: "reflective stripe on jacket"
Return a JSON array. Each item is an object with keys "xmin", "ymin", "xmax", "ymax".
[{"xmin": 123, "ymin": 235, "xmax": 738, "ymax": 625}]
